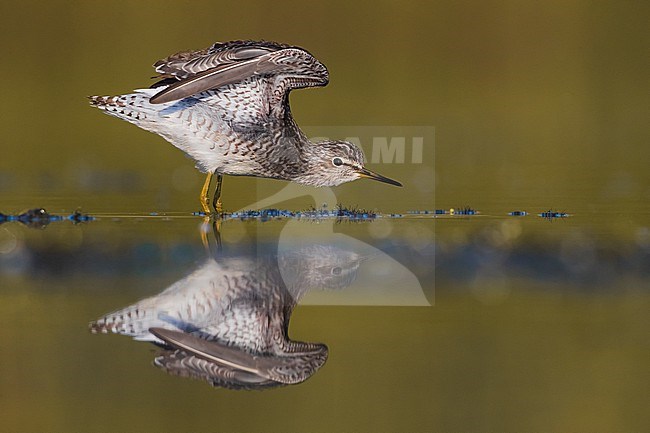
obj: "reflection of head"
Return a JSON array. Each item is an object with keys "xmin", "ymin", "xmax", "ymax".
[{"xmin": 279, "ymin": 245, "xmax": 365, "ymax": 300}]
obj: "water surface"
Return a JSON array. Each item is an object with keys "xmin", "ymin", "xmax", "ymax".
[{"xmin": 1, "ymin": 211, "xmax": 647, "ymax": 432}]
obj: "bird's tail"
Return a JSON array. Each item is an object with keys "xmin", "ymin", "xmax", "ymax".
[
  {"xmin": 89, "ymin": 303, "xmax": 159, "ymax": 341},
  {"xmin": 88, "ymin": 90, "xmax": 157, "ymax": 124},
  {"xmin": 88, "ymin": 87, "xmax": 214, "ymax": 172}
]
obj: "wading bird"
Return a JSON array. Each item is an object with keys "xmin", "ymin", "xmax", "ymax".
[{"xmin": 90, "ymin": 40, "xmax": 401, "ymax": 213}]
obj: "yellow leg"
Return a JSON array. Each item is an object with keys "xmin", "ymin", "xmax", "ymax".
[
  {"xmin": 200, "ymin": 172, "xmax": 213, "ymax": 214},
  {"xmin": 212, "ymin": 175, "xmax": 223, "ymax": 214}
]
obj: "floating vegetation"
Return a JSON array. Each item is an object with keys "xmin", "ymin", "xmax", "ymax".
[
  {"xmin": 68, "ymin": 209, "xmax": 95, "ymax": 224},
  {"xmin": 450, "ymin": 206, "xmax": 479, "ymax": 216},
  {"xmin": 334, "ymin": 204, "xmax": 376, "ymax": 220},
  {"xmin": 407, "ymin": 207, "xmax": 480, "ymax": 216},
  {"xmin": 224, "ymin": 204, "xmax": 377, "ymax": 222},
  {"xmin": 0, "ymin": 206, "xmax": 572, "ymax": 226},
  {"xmin": 16, "ymin": 208, "xmax": 61, "ymax": 228},
  {"xmin": 407, "ymin": 210, "xmax": 440, "ymax": 215},
  {"xmin": 538, "ymin": 210, "xmax": 570, "ymax": 219},
  {"xmin": 0, "ymin": 208, "xmax": 95, "ymax": 228},
  {"xmin": 508, "ymin": 210, "xmax": 528, "ymax": 216},
  {"xmin": 226, "ymin": 208, "xmax": 296, "ymax": 221}
]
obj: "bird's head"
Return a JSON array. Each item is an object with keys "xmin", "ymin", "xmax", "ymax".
[{"xmin": 300, "ymin": 140, "xmax": 402, "ymax": 187}]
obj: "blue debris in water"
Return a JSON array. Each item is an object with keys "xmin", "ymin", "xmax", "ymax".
[
  {"xmin": 228, "ymin": 208, "xmax": 296, "ymax": 220},
  {"xmin": 299, "ymin": 204, "xmax": 376, "ymax": 220},
  {"xmin": 452, "ymin": 206, "xmax": 479, "ymax": 216},
  {"xmin": 408, "ymin": 208, "xmax": 478, "ymax": 216},
  {"xmin": 335, "ymin": 204, "xmax": 376, "ymax": 219},
  {"xmin": 406, "ymin": 210, "xmax": 446, "ymax": 215},
  {"xmin": 509, "ymin": 210, "xmax": 528, "ymax": 216},
  {"xmin": 0, "ymin": 208, "xmax": 95, "ymax": 227},
  {"xmin": 538, "ymin": 210, "xmax": 570, "ymax": 219},
  {"xmin": 192, "ymin": 211, "xmax": 207, "ymax": 217},
  {"xmin": 19, "ymin": 208, "xmax": 47, "ymax": 221},
  {"xmin": 16, "ymin": 208, "xmax": 62, "ymax": 228},
  {"xmin": 68, "ymin": 210, "xmax": 95, "ymax": 223},
  {"xmin": 224, "ymin": 205, "xmax": 377, "ymax": 221}
]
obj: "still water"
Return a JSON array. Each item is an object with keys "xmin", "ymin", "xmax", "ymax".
[{"xmin": 0, "ymin": 205, "xmax": 647, "ymax": 432}]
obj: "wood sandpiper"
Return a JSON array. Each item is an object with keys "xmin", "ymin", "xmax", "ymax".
[{"xmin": 89, "ymin": 40, "xmax": 402, "ymax": 213}]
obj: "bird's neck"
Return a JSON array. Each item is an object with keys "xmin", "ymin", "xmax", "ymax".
[{"xmin": 289, "ymin": 143, "xmax": 342, "ymax": 187}]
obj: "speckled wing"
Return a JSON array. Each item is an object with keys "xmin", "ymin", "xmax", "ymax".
[
  {"xmin": 150, "ymin": 327, "xmax": 328, "ymax": 385},
  {"xmin": 154, "ymin": 349, "xmax": 283, "ymax": 390},
  {"xmin": 153, "ymin": 40, "xmax": 289, "ymax": 80},
  {"xmin": 149, "ymin": 40, "xmax": 329, "ymax": 104}
]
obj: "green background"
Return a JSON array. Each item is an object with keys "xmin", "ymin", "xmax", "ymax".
[
  {"xmin": 0, "ymin": 1, "xmax": 648, "ymax": 432},
  {"xmin": 0, "ymin": 0, "xmax": 647, "ymax": 219}
]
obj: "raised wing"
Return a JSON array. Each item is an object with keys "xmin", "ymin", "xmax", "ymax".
[
  {"xmin": 153, "ymin": 40, "xmax": 288, "ymax": 80},
  {"xmin": 150, "ymin": 40, "xmax": 329, "ymax": 104}
]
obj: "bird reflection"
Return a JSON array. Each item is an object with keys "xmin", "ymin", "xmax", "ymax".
[{"xmin": 90, "ymin": 224, "xmax": 365, "ymax": 390}]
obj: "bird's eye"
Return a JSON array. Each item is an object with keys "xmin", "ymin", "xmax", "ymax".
[
  {"xmin": 332, "ymin": 267, "xmax": 342, "ymax": 275},
  {"xmin": 332, "ymin": 157, "xmax": 343, "ymax": 166}
]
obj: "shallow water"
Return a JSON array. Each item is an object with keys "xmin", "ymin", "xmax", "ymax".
[
  {"xmin": 1, "ymin": 209, "xmax": 647, "ymax": 432},
  {"xmin": 2, "ymin": 1, "xmax": 650, "ymax": 432}
]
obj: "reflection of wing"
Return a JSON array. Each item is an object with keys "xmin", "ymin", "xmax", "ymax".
[
  {"xmin": 154, "ymin": 350, "xmax": 281, "ymax": 390},
  {"xmin": 89, "ymin": 259, "xmax": 236, "ymax": 343},
  {"xmin": 151, "ymin": 328, "xmax": 328, "ymax": 388},
  {"xmin": 90, "ymin": 252, "xmax": 332, "ymax": 389},
  {"xmin": 150, "ymin": 40, "xmax": 329, "ymax": 107}
]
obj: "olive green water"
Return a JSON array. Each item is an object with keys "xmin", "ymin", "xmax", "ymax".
[{"xmin": 1, "ymin": 1, "xmax": 649, "ymax": 432}]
